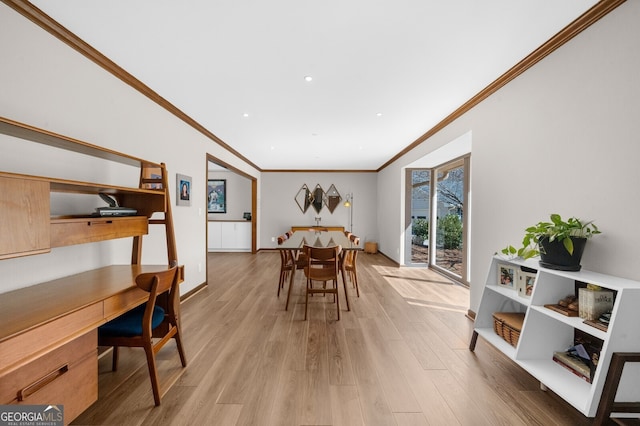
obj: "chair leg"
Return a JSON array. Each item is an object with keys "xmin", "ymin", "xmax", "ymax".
[
  {"xmin": 304, "ymin": 279, "xmax": 310, "ymax": 320},
  {"xmin": 143, "ymin": 344, "xmax": 162, "ymax": 406},
  {"xmin": 335, "ymin": 280, "xmax": 340, "ymax": 321},
  {"xmin": 352, "ymin": 266, "xmax": 360, "ymax": 297},
  {"xmin": 111, "ymin": 346, "xmax": 119, "ymax": 371},
  {"xmin": 174, "ymin": 327, "xmax": 188, "ymax": 368}
]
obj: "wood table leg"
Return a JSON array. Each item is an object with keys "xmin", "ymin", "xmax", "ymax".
[
  {"xmin": 284, "ymin": 249, "xmax": 296, "ymax": 311},
  {"xmin": 340, "ymin": 252, "xmax": 350, "ymax": 311}
]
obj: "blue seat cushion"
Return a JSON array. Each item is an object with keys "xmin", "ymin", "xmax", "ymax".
[{"xmin": 99, "ymin": 303, "xmax": 165, "ymax": 337}]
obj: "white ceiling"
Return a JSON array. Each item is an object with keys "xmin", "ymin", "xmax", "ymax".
[{"xmin": 30, "ymin": 0, "xmax": 598, "ymax": 170}]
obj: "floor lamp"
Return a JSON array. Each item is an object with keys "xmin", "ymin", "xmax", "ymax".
[{"xmin": 343, "ymin": 193, "xmax": 353, "ymax": 233}]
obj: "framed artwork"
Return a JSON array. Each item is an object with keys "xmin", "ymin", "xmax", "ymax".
[
  {"xmin": 176, "ymin": 174, "xmax": 192, "ymax": 206},
  {"xmin": 207, "ymin": 179, "xmax": 226, "ymax": 213},
  {"xmin": 497, "ymin": 263, "xmax": 516, "ymax": 289},
  {"xmin": 517, "ymin": 270, "xmax": 537, "ymax": 298}
]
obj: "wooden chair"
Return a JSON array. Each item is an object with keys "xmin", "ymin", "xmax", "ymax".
[
  {"xmin": 98, "ymin": 266, "xmax": 187, "ymax": 406},
  {"xmin": 277, "ymin": 234, "xmax": 292, "ymax": 296},
  {"xmin": 302, "ymin": 244, "xmax": 342, "ymax": 320},
  {"xmin": 594, "ymin": 352, "xmax": 640, "ymax": 425},
  {"xmin": 344, "ymin": 236, "xmax": 360, "ymax": 297}
]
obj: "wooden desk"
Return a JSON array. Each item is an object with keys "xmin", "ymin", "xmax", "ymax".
[
  {"xmin": 0, "ymin": 264, "xmax": 182, "ymax": 423},
  {"xmin": 277, "ymin": 230, "xmax": 361, "ymax": 314}
]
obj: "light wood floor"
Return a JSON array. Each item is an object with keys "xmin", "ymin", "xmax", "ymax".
[{"xmin": 72, "ymin": 251, "xmax": 596, "ymax": 425}]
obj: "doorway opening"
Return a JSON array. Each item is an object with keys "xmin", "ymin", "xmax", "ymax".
[
  {"xmin": 205, "ymin": 154, "xmax": 257, "ymax": 259},
  {"xmin": 404, "ymin": 133, "xmax": 471, "ymax": 286}
]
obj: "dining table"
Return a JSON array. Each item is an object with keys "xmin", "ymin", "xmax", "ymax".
[{"xmin": 277, "ymin": 229, "xmax": 362, "ymax": 312}]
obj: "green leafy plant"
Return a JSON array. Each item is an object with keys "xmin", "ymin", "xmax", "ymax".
[
  {"xmin": 412, "ymin": 218, "xmax": 429, "ymax": 244},
  {"xmin": 501, "ymin": 214, "xmax": 601, "ymax": 259},
  {"xmin": 438, "ymin": 214, "xmax": 463, "ymax": 250}
]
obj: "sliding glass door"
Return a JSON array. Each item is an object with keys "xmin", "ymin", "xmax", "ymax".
[{"xmin": 407, "ymin": 155, "xmax": 469, "ymax": 286}]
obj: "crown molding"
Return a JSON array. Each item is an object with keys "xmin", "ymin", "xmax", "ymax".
[{"xmin": 261, "ymin": 169, "xmax": 376, "ymax": 173}]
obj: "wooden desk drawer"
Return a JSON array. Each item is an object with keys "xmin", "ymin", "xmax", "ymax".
[
  {"xmin": 50, "ymin": 216, "xmax": 148, "ymax": 247},
  {"xmin": 0, "ymin": 331, "xmax": 97, "ymax": 424},
  {"xmin": 0, "ymin": 302, "xmax": 103, "ymax": 372}
]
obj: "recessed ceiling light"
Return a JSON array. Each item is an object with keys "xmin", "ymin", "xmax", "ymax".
[
  {"xmin": 304, "ymin": 75, "xmax": 313, "ymax": 82},
  {"xmin": 376, "ymin": 112, "xmax": 383, "ymax": 117},
  {"xmin": 243, "ymin": 113, "xmax": 250, "ymax": 118}
]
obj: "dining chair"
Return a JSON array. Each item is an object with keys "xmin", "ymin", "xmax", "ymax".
[
  {"xmin": 344, "ymin": 236, "xmax": 360, "ymax": 297},
  {"xmin": 302, "ymin": 244, "xmax": 342, "ymax": 320},
  {"xmin": 277, "ymin": 234, "xmax": 293, "ymax": 296},
  {"xmin": 98, "ymin": 266, "xmax": 187, "ymax": 406}
]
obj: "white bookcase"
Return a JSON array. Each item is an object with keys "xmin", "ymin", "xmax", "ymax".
[{"xmin": 471, "ymin": 255, "xmax": 640, "ymax": 418}]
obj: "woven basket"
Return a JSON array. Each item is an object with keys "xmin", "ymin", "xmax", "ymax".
[{"xmin": 492, "ymin": 312, "xmax": 525, "ymax": 347}]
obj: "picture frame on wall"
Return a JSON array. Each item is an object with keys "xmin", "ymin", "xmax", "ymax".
[
  {"xmin": 208, "ymin": 179, "xmax": 226, "ymax": 213},
  {"xmin": 517, "ymin": 269, "xmax": 537, "ymax": 298},
  {"xmin": 176, "ymin": 174, "xmax": 192, "ymax": 206},
  {"xmin": 497, "ymin": 263, "xmax": 516, "ymax": 289}
]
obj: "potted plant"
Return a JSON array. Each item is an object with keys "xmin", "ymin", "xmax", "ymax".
[{"xmin": 502, "ymin": 214, "xmax": 601, "ymax": 271}]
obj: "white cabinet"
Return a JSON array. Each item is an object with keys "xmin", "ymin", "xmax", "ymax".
[
  {"xmin": 471, "ymin": 255, "xmax": 640, "ymax": 418},
  {"xmin": 208, "ymin": 221, "xmax": 251, "ymax": 252},
  {"xmin": 208, "ymin": 221, "xmax": 222, "ymax": 250}
]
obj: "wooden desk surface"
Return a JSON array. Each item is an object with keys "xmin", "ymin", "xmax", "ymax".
[{"xmin": 0, "ymin": 264, "xmax": 170, "ymax": 343}]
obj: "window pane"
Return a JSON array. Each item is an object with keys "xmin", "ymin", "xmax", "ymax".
[
  {"xmin": 411, "ymin": 170, "xmax": 430, "ymax": 264},
  {"xmin": 435, "ymin": 163, "xmax": 464, "ymax": 277}
]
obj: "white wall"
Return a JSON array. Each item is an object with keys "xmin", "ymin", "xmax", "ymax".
[
  {"xmin": 207, "ymin": 170, "xmax": 252, "ymax": 221},
  {"xmin": 260, "ymin": 172, "xmax": 377, "ymax": 248},
  {"xmin": 0, "ymin": 4, "xmax": 259, "ymax": 295},
  {"xmin": 377, "ymin": 1, "xmax": 640, "ymax": 312}
]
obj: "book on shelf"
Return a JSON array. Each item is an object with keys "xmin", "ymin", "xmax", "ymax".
[
  {"xmin": 552, "ymin": 351, "xmax": 592, "ymax": 383},
  {"xmin": 583, "ymin": 318, "xmax": 609, "ymax": 332}
]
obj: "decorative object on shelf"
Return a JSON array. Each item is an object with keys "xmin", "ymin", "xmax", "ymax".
[
  {"xmin": 324, "ymin": 184, "xmax": 342, "ymax": 213},
  {"xmin": 176, "ymin": 174, "xmax": 192, "ymax": 206},
  {"xmin": 516, "ymin": 267, "xmax": 536, "ymax": 298},
  {"xmin": 207, "ymin": 179, "xmax": 226, "ymax": 213},
  {"xmin": 492, "ymin": 312, "xmax": 525, "ymax": 347},
  {"xmin": 243, "ymin": 212, "xmax": 251, "ymax": 221},
  {"xmin": 311, "ymin": 184, "xmax": 324, "ymax": 213},
  {"xmin": 500, "ymin": 214, "xmax": 601, "ymax": 271},
  {"xmin": 578, "ymin": 284, "xmax": 614, "ymax": 321},
  {"xmin": 343, "ymin": 192, "xmax": 354, "ymax": 233},
  {"xmin": 544, "ymin": 303, "xmax": 579, "ymax": 317},
  {"xmin": 294, "ymin": 184, "xmax": 313, "ymax": 213},
  {"xmin": 497, "ymin": 262, "xmax": 516, "ymax": 288},
  {"xmin": 315, "ymin": 216, "xmax": 321, "ymax": 226},
  {"xmin": 545, "ymin": 294, "xmax": 579, "ymax": 316}
]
